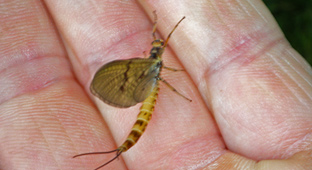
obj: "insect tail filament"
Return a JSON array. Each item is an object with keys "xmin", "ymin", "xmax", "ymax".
[
  {"xmin": 72, "ymin": 86, "xmax": 159, "ymax": 169},
  {"xmin": 72, "ymin": 149, "xmax": 123, "ymax": 170}
]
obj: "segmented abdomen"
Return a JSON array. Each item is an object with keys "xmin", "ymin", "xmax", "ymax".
[{"xmin": 118, "ymin": 85, "xmax": 159, "ymax": 152}]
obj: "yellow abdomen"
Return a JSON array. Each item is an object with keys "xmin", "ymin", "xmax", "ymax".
[{"xmin": 118, "ymin": 85, "xmax": 159, "ymax": 152}]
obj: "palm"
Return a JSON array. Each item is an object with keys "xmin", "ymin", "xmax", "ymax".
[{"xmin": 0, "ymin": 1, "xmax": 311, "ymax": 170}]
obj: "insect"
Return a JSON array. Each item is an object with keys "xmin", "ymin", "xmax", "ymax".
[{"xmin": 73, "ymin": 11, "xmax": 191, "ymax": 170}]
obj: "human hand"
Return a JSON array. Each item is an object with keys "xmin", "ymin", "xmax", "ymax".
[{"xmin": 0, "ymin": 1, "xmax": 311, "ymax": 170}]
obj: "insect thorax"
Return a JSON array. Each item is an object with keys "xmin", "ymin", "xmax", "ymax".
[{"xmin": 149, "ymin": 46, "xmax": 164, "ymax": 59}]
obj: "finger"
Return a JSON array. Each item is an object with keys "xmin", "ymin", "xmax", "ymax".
[
  {"xmin": 204, "ymin": 150, "xmax": 312, "ymax": 169},
  {"xmin": 142, "ymin": 0, "xmax": 312, "ymax": 162},
  {"xmin": 0, "ymin": 1, "xmax": 116, "ymax": 170},
  {"xmin": 45, "ymin": 0, "xmax": 222, "ymax": 169}
]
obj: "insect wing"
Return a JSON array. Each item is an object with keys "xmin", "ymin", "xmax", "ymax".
[
  {"xmin": 133, "ymin": 65, "xmax": 160, "ymax": 102},
  {"xmin": 90, "ymin": 58, "xmax": 158, "ymax": 108}
]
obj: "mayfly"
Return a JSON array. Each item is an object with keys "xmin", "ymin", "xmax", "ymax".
[{"xmin": 73, "ymin": 11, "xmax": 191, "ymax": 169}]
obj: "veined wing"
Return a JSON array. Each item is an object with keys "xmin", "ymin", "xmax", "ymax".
[
  {"xmin": 90, "ymin": 58, "xmax": 161, "ymax": 108},
  {"xmin": 133, "ymin": 68, "xmax": 159, "ymax": 102}
]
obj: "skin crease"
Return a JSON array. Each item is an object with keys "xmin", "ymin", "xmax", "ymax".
[{"xmin": 0, "ymin": 0, "xmax": 311, "ymax": 170}]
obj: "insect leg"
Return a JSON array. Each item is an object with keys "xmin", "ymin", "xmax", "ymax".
[
  {"xmin": 159, "ymin": 77, "xmax": 192, "ymax": 102},
  {"xmin": 163, "ymin": 66, "xmax": 185, "ymax": 72}
]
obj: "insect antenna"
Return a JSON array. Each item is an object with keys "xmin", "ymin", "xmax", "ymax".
[
  {"xmin": 73, "ymin": 149, "xmax": 123, "ymax": 170},
  {"xmin": 152, "ymin": 10, "xmax": 158, "ymax": 40},
  {"xmin": 163, "ymin": 16, "xmax": 186, "ymax": 48}
]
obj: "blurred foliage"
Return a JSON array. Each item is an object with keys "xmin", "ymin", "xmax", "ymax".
[{"xmin": 263, "ymin": 0, "xmax": 312, "ymax": 66}]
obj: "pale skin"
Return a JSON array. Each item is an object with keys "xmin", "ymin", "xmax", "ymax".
[{"xmin": 0, "ymin": 0, "xmax": 311, "ymax": 170}]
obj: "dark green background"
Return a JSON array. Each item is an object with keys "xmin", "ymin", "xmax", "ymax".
[{"xmin": 263, "ymin": 0, "xmax": 312, "ymax": 66}]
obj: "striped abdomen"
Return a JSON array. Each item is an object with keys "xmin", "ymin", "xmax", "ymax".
[{"xmin": 117, "ymin": 86, "xmax": 159, "ymax": 152}]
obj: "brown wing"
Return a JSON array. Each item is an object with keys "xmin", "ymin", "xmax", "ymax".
[
  {"xmin": 133, "ymin": 67, "xmax": 160, "ymax": 102},
  {"xmin": 90, "ymin": 58, "xmax": 161, "ymax": 108}
]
